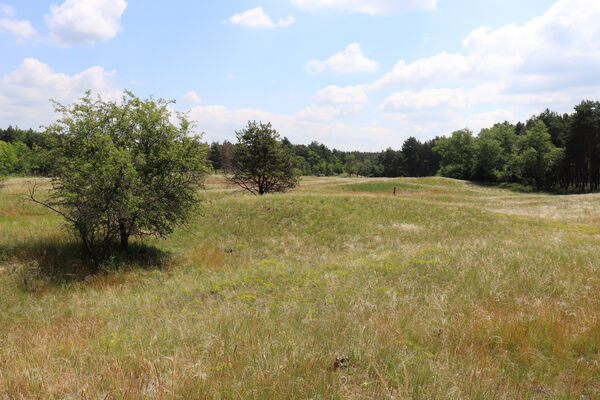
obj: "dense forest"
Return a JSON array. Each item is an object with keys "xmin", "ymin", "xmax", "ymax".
[{"xmin": 2, "ymin": 99, "xmax": 600, "ymax": 192}]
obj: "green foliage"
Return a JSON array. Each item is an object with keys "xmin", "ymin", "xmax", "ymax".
[
  {"xmin": 528, "ymin": 109, "xmax": 570, "ymax": 147},
  {"xmin": 32, "ymin": 91, "xmax": 210, "ymax": 265},
  {"xmin": 344, "ymin": 154, "xmax": 360, "ymax": 176},
  {"xmin": 377, "ymin": 148, "xmax": 403, "ymax": 177},
  {"xmin": 510, "ymin": 120, "xmax": 563, "ymax": 189},
  {"xmin": 564, "ymin": 101, "xmax": 600, "ymax": 191},
  {"xmin": 0, "ymin": 140, "xmax": 17, "ymax": 175},
  {"xmin": 472, "ymin": 124, "xmax": 517, "ymax": 182},
  {"xmin": 471, "ymin": 135, "xmax": 503, "ymax": 182},
  {"xmin": 434, "ymin": 129, "xmax": 475, "ymax": 179},
  {"xmin": 0, "ymin": 126, "xmax": 61, "ymax": 176},
  {"xmin": 228, "ymin": 121, "xmax": 300, "ymax": 195},
  {"xmin": 208, "ymin": 141, "xmax": 223, "ymax": 170}
]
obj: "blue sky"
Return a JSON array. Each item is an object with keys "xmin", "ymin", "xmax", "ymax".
[{"xmin": 1, "ymin": 0, "xmax": 597, "ymax": 150}]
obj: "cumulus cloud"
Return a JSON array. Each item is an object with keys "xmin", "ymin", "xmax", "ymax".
[
  {"xmin": 316, "ymin": 85, "xmax": 368, "ymax": 104},
  {"xmin": 306, "ymin": 43, "xmax": 379, "ymax": 74},
  {"xmin": 370, "ymin": 53, "xmax": 470, "ymax": 90},
  {"xmin": 0, "ymin": 58, "xmax": 121, "ymax": 128},
  {"xmin": 380, "ymin": 83, "xmax": 508, "ymax": 113},
  {"xmin": 0, "ymin": 4, "xmax": 36, "ymax": 41},
  {"xmin": 45, "ymin": 0, "xmax": 127, "ymax": 45},
  {"xmin": 370, "ymin": 0, "xmax": 600, "ymax": 139},
  {"xmin": 290, "ymin": 0, "xmax": 437, "ymax": 15},
  {"xmin": 373, "ymin": 0, "xmax": 600, "ymax": 94},
  {"xmin": 227, "ymin": 7, "xmax": 295, "ymax": 29},
  {"xmin": 296, "ymin": 104, "xmax": 363, "ymax": 121},
  {"xmin": 180, "ymin": 91, "xmax": 202, "ymax": 105},
  {"xmin": 0, "ymin": 4, "xmax": 15, "ymax": 16}
]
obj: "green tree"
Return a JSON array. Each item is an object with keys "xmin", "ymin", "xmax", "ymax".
[
  {"xmin": 527, "ymin": 109, "xmax": 570, "ymax": 148},
  {"xmin": 344, "ymin": 154, "xmax": 360, "ymax": 176},
  {"xmin": 31, "ymin": 92, "xmax": 210, "ymax": 265},
  {"xmin": 471, "ymin": 135, "xmax": 503, "ymax": 182},
  {"xmin": 402, "ymin": 137, "xmax": 422, "ymax": 177},
  {"xmin": 0, "ymin": 140, "xmax": 17, "ymax": 175},
  {"xmin": 564, "ymin": 101, "xmax": 600, "ymax": 191},
  {"xmin": 471, "ymin": 124, "xmax": 517, "ymax": 182},
  {"xmin": 511, "ymin": 120, "xmax": 562, "ymax": 189},
  {"xmin": 378, "ymin": 148, "xmax": 403, "ymax": 177},
  {"xmin": 329, "ymin": 155, "xmax": 344, "ymax": 175},
  {"xmin": 434, "ymin": 129, "xmax": 475, "ymax": 179},
  {"xmin": 228, "ymin": 121, "xmax": 300, "ymax": 195},
  {"xmin": 208, "ymin": 142, "xmax": 223, "ymax": 170}
]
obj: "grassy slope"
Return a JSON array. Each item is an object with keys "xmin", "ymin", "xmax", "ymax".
[{"xmin": 1, "ymin": 176, "xmax": 600, "ymax": 399}]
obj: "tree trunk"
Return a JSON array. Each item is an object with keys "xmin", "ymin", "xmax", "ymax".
[{"xmin": 119, "ymin": 220, "xmax": 129, "ymax": 250}]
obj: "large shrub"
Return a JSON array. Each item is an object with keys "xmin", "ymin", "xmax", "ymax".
[{"xmin": 31, "ymin": 92, "xmax": 211, "ymax": 266}]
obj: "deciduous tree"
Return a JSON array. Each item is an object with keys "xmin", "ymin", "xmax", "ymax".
[{"xmin": 30, "ymin": 91, "xmax": 210, "ymax": 266}]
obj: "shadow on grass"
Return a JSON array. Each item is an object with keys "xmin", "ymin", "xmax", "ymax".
[
  {"xmin": 469, "ymin": 181, "xmax": 597, "ymax": 195},
  {"xmin": 467, "ymin": 181, "xmax": 546, "ymax": 194},
  {"xmin": 1, "ymin": 239, "xmax": 172, "ymax": 290}
]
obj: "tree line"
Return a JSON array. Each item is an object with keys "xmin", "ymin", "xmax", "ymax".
[
  {"xmin": 206, "ymin": 136, "xmax": 439, "ymax": 179},
  {"xmin": 3, "ymin": 99, "xmax": 600, "ymax": 192},
  {"xmin": 0, "ymin": 126, "xmax": 59, "ymax": 176},
  {"xmin": 208, "ymin": 100, "xmax": 600, "ymax": 192}
]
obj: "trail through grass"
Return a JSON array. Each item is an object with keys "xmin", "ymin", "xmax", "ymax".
[{"xmin": 1, "ymin": 176, "xmax": 600, "ymax": 399}]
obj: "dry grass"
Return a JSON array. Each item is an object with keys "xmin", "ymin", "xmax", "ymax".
[{"xmin": 1, "ymin": 176, "xmax": 600, "ymax": 399}]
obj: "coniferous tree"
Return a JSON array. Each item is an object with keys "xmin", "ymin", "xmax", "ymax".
[{"xmin": 228, "ymin": 121, "xmax": 300, "ymax": 195}]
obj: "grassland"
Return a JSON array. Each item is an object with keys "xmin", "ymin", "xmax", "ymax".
[{"xmin": 1, "ymin": 176, "xmax": 600, "ymax": 399}]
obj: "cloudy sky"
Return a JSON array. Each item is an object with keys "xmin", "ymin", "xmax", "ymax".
[{"xmin": 1, "ymin": 0, "xmax": 598, "ymax": 150}]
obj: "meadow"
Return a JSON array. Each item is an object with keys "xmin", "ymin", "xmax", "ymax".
[{"xmin": 1, "ymin": 176, "xmax": 599, "ymax": 399}]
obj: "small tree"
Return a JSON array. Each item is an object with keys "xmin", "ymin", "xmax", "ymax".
[
  {"xmin": 30, "ymin": 91, "xmax": 211, "ymax": 266},
  {"xmin": 227, "ymin": 121, "xmax": 299, "ymax": 195}
]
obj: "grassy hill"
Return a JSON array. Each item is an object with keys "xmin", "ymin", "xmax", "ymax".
[{"xmin": 1, "ymin": 176, "xmax": 599, "ymax": 399}]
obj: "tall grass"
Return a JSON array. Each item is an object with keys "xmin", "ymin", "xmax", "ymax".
[{"xmin": 1, "ymin": 176, "xmax": 599, "ymax": 398}]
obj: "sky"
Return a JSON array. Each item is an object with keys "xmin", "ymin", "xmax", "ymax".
[{"xmin": 1, "ymin": 0, "xmax": 599, "ymax": 150}]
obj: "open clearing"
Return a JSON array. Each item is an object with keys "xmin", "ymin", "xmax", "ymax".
[{"xmin": 1, "ymin": 176, "xmax": 600, "ymax": 399}]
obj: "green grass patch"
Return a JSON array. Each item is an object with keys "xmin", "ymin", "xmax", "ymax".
[{"xmin": 339, "ymin": 180, "xmax": 422, "ymax": 193}]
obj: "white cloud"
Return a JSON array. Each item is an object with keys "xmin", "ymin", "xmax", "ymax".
[
  {"xmin": 45, "ymin": 0, "xmax": 127, "ymax": 45},
  {"xmin": 0, "ymin": 4, "xmax": 15, "ymax": 17},
  {"xmin": 296, "ymin": 104, "xmax": 363, "ymax": 121},
  {"xmin": 368, "ymin": 0, "xmax": 600, "ymax": 139},
  {"xmin": 0, "ymin": 58, "xmax": 121, "ymax": 128},
  {"xmin": 0, "ymin": 4, "xmax": 36, "ymax": 41},
  {"xmin": 380, "ymin": 83, "xmax": 508, "ymax": 113},
  {"xmin": 463, "ymin": 110, "xmax": 516, "ymax": 131},
  {"xmin": 306, "ymin": 43, "xmax": 379, "ymax": 74},
  {"xmin": 316, "ymin": 85, "xmax": 368, "ymax": 104},
  {"xmin": 381, "ymin": 88, "xmax": 464, "ymax": 112},
  {"xmin": 291, "ymin": 0, "xmax": 437, "ymax": 15},
  {"xmin": 180, "ymin": 91, "xmax": 202, "ymax": 105},
  {"xmin": 227, "ymin": 7, "xmax": 295, "ymax": 29},
  {"xmin": 370, "ymin": 53, "xmax": 470, "ymax": 90},
  {"xmin": 184, "ymin": 103, "xmax": 389, "ymax": 150},
  {"xmin": 373, "ymin": 0, "xmax": 600, "ymax": 93}
]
